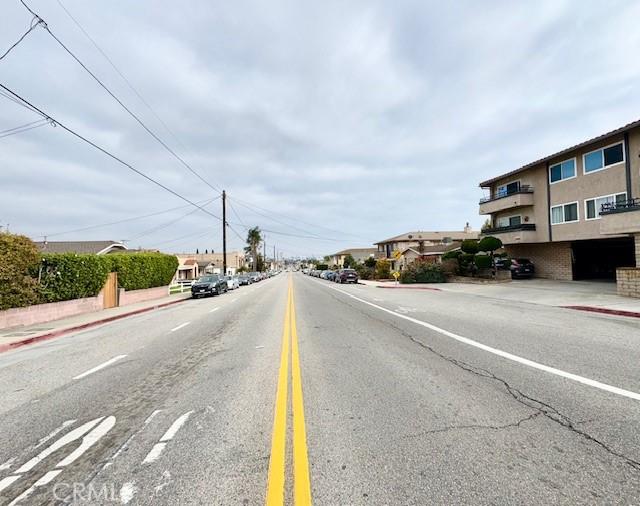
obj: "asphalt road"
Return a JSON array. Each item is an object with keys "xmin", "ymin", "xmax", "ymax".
[{"xmin": 1, "ymin": 273, "xmax": 640, "ymax": 504}]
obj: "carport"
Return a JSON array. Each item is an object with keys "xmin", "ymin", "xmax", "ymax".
[{"xmin": 571, "ymin": 237, "xmax": 635, "ymax": 280}]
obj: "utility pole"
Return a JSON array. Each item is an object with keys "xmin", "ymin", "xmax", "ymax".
[
  {"xmin": 222, "ymin": 190, "xmax": 227, "ymax": 276},
  {"xmin": 273, "ymin": 244, "xmax": 276, "ymax": 270}
]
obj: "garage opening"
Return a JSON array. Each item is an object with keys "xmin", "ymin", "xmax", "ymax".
[{"xmin": 571, "ymin": 237, "xmax": 635, "ymax": 280}]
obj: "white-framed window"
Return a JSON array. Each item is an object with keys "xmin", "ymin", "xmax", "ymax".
[
  {"xmin": 549, "ymin": 158, "xmax": 576, "ymax": 183},
  {"xmin": 585, "ymin": 192, "xmax": 626, "ymax": 220},
  {"xmin": 583, "ymin": 142, "xmax": 625, "ymax": 174},
  {"xmin": 550, "ymin": 201, "xmax": 579, "ymax": 225},
  {"xmin": 496, "ymin": 215, "xmax": 522, "ymax": 228}
]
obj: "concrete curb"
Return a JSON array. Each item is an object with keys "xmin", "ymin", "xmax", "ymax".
[
  {"xmin": 376, "ymin": 286, "xmax": 442, "ymax": 291},
  {"xmin": 561, "ymin": 305, "xmax": 640, "ymax": 319},
  {"xmin": 0, "ymin": 297, "xmax": 189, "ymax": 354}
]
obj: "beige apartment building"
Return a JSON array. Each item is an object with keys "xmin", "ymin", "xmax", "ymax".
[
  {"xmin": 479, "ymin": 119, "xmax": 640, "ymax": 289},
  {"xmin": 330, "ymin": 248, "xmax": 377, "ymax": 267}
]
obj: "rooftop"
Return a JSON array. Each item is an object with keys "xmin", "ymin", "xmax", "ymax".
[
  {"xmin": 479, "ymin": 117, "xmax": 640, "ymax": 187},
  {"xmin": 34, "ymin": 240, "xmax": 127, "ymax": 255},
  {"xmin": 375, "ymin": 230, "xmax": 478, "ymax": 244}
]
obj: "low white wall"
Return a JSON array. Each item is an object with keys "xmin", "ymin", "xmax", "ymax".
[
  {"xmin": 118, "ymin": 286, "xmax": 169, "ymax": 307},
  {"xmin": 0, "ymin": 293, "xmax": 104, "ymax": 329}
]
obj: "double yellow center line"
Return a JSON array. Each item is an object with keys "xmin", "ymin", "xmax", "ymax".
[{"xmin": 266, "ymin": 277, "xmax": 312, "ymax": 505}]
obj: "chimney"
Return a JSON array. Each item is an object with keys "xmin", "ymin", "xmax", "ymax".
[{"xmin": 464, "ymin": 222, "xmax": 472, "ymax": 234}]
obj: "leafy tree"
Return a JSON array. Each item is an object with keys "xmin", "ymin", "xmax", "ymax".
[
  {"xmin": 0, "ymin": 232, "xmax": 39, "ymax": 310},
  {"xmin": 245, "ymin": 226, "xmax": 262, "ymax": 271},
  {"xmin": 478, "ymin": 236, "xmax": 503, "ymax": 277},
  {"xmin": 364, "ymin": 256, "xmax": 377, "ymax": 268},
  {"xmin": 343, "ymin": 254, "xmax": 356, "ymax": 268}
]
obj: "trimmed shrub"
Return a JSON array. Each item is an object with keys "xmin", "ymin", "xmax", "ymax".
[
  {"xmin": 39, "ymin": 253, "xmax": 111, "ymax": 303},
  {"xmin": 474, "ymin": 254, "xmax": 492, "ymax": 269},
  {"xmin": 441, "ymin": 259, "xmax": 458, "ymax": 276},
  {"xmin": 355, "ymin": 264, "xmax": 373, "ymax": 280},
  {"xmin": 478, "ymin": 236, "xmax": 503, "ymax": 253},
  {"xmin": 315, "ymin": 263, "xmax": 329, "ymax": 271},
  {"xmin": 441, "ymin": 250, "xmax": 462, "ymax": 261},
  {"xmin": 364, "ymin": 257, "xmax": 377, "ymax": 268},
  {"xmin": 108, "ymin": 253, "xmax": 178, "ymax": 290},
  {"xmin": 375, "ymin": 259, "xmax": 391, "ymax": 279},
  {"xmin": 0, "ymin": 232, "xmax": 40, "ymax": 310},
  {"xmin": 461, "ymin": 240, "xmax": 479, "ymax": 254}
]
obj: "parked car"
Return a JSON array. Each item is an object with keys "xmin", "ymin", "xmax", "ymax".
[
  {"xmin": 249, "ymin": 272, "xmax": 261, "ymax": 282},
  {"xmin": 510, "ymin": 258, "xmax": 535, "ymax": 279},
  {"xmin": 335, "ymin": 268, "xmax": 358, "ymax": 284},
  {"xmin": 238, "ymin": 274, "xmax": 252, "ymax": 286},
  {"xmin": 325, "ymin": 271, "xmax": 337, "ymax": 281},
  {"xmin": 191, "ymin": 275, "xmax": 228, "ymax": 298},
  {"xmin": 225, "ymin": 275, "xmax": 240, "ymax": 290}
]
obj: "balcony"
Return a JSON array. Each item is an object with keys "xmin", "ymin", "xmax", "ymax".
[
  {"xmin": 600, "ymin": 198, "xmax": 640, "ymax": 235},
  {"xmin": 479, "ymin": 185, "xmax": 534, "ymax": 215},
  {"xmin": 481, "ymin": 223, "xmax": 538, "ymax": 244}
]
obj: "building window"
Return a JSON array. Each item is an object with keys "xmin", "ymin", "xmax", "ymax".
[
  {"xmin": 495, "ymin": 181, "xmax": 520, "ymax": 197},
  {"xmin": 549, "ymin": 159, "xmax": 576, "ymax": 183},
  {"xmin": 583, "ymin": 142, "xmax": 624, "ymax": 174},
  {"xmin": 585, "ymin": 192, "xmax": 626, "ymax": 220},
  {"xmin": 550, "ymin": 202, "xmax": 579, "ymax": 224},
  {"xmin": 496, "ymin": 215, "xmax": 522, "ymax": 228}
]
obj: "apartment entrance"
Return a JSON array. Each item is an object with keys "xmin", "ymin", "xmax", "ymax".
[{"xmin": 571, "ymin": 237, "xmax": 635, "ymax": 280}]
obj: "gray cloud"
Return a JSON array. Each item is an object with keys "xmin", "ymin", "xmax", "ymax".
[{"xmin": 1, "ymin": 0, "xmax": 639, "ymax": 257}]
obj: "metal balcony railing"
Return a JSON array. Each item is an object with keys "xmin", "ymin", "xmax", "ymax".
[
  {"xmin": 482, "ymin": 223, "xmax": 536, "ymax": 234},
  {"xmin": 479, "ymin": 185, "xmax": 534, "ymax": 204},
  {"xmin": 600, "ymin": 198, "xmax": 640, "ymax": 215}
]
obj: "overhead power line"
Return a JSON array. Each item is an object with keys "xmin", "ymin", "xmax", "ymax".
[
  {"xmin": 42, "ymin": 199, "xmax": 211, "ymax": 238},
  {"xmin": 0, "ymin": 15, "xmax": 43, "ymax": 61},
  {"xmin": 0, "ymin": 82, "xmax": 222, "ymax": 223},
  {"xmin": 0, "ymin": 118, "xmax": 51, "ymax": 139},
  {"xmin": 19, "ymin": 0, "xmax": 221, "ymax": 194}
]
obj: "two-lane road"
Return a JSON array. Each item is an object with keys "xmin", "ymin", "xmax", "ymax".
[{"xmin": 1, "ymin": 273, "xmax": 639, "ymax": 504}]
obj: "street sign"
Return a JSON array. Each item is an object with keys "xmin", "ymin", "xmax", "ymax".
[
  {"xmin": 392, "ymin": 271, "xmax": 400, "ymax": 280},
  {"xmin": 392, "ymin": 250, "xmax": 402, "ymax": 260}
]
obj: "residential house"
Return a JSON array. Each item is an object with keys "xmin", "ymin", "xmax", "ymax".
[
  {"xmin": 175, "ymin": 251, "xmax": 246, "ymax": 278},
  {"xmin": 35, "ymin": 240, "xmax": 128, "ymax": 255},
  {"xmin": 478, "ymin": 118, "xmax": 640, "ymax": 294},
  {"xmin": 330, "ymin": 248, "xmax": 377, "ymax": 267},
  {"xmin": 399, "ymin": 242, "xmax": 461, "ymax": 269},
  {"xmin": 174, "ymin": 258, "xmax": 198, "ymax": 283},
  {"xmin": 375, "ymin": 224, "xmax": 478, "ymax": 270}
]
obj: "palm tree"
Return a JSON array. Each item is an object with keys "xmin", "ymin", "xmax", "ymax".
[{"xmin": 245, "ymin": 227, "xmax": 262, "ymax": 271}]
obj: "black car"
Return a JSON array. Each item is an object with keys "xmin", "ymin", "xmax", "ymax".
[
  {"xmin": 238, "ymin": 274, "xmax": 252, "ymax": 286},
  {"xmin": 510, "ymin": 258, "xmax": 535, "ymax": 279},
  {"xmin": 191, "ymin": 275, "xmax": 228, "ymax": 298},
  {"xmin": 335, "ymin": 268, "xmax": 358, "ymax": 284}
]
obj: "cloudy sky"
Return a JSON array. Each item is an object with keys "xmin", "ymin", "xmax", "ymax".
[{"xmin": 1, "ymin": 0, "xmax": 640, "ymax": 258}]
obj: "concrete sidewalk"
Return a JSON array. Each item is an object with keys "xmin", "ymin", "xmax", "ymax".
[
  {"xmin": 360, "ymin": 279, "xmax": 640, "ymax": 316},
  {"xmin": 0, "ymin": 292, "xmax": 191, "ymax": 353}
]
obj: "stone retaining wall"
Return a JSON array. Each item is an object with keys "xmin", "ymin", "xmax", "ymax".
[{"xmin": 617, "ymin": 267, "xmax": 640, "ymax": 298}]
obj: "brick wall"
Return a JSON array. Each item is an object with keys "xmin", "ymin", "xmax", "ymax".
[
  {"xmin": 635, "ymin": 234, "xmax": 640, "ymax": 267},
  {"xmin": 616, "ymin": 268, "xmax": 640, "ymax": 298},
  {"xmin": 506, "ymin": 242, "xmax": 573, "ymax": 280}
]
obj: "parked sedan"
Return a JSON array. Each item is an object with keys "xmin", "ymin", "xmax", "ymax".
[
  {"xmin": 510, "ymin": 258, "xmax": 535, "ymax": 279},
  {"xmin": 225, "ymin": 275, "xmax": 240, "ymax": 290},
  {"xmin": 335, "ymin": 268, "xmax": 358, "ymax": 284},
  {"xmin": 191, "ymin": 275, "xmax": 228, "ymax": 298},
  {"xmin": 238, "ymin": 275, "xmax": 252, "ymax": 286}
]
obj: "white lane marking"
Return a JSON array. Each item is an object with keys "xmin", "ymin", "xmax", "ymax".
[
  {"xmin": 103, "ymin": 410, "xmax": 163, "ymax": 470},
  {"xmin": 73, "ymin": 355, "xmax": 127, "ymax": 380},
  {"xmin": 142, "ymin": 411, "xmax": 194, "ymax": 464},
  {"xmin": 142, "ymin": 442, "xmax": 166, "ymax": 464},
  {"xmin": 15, "ymin": 418, "xmax": 104, "ymax": 474},
  {"xmin": 322, "ymin": 282, "xmax": 640, "ymax": 401},
  {"xmin": 120, "ymin": 482, "xmax": 137, "ymax": 504},
  {"xmin": 0, "ymin": 475, "xmax": 20, "ymax": 493},
  {"xmin": 160, "ymin": 411, "xmax": 194, "ymax": 442},
  {"xmin": 170, "ymin": 322, "xmax": 190, "ymax": 332},
  {"xmin": 0, "ymin": 458, "xmax": 15, "ymax": 472},
  {"xmin": 144, "ymin": 410, "xmax": 163, "ymax": 425},
  {"xmin": 255, "ymin": 345, "xmax": 264, "ymax": 349},
  {"xmin": 35, "ymin": 420, "xmax": 76, "ymax": 448},
  {"xmin": 8, "ymin": 469, "xmax": 61, "ymax": 506},
  {"xmin": 57, "ymin": 417, "xmax": 116, "ymax": 467},
  {"xmin": 209, "ymin": 307, "xmax": 220, "ymax": 313}
]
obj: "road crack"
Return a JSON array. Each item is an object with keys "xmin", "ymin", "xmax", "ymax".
[
  {"xmin": 403, "ymin": 412, "xmax": 541, "ymax": 439},
  {"xmin": 327, "ymin": 289, "xmax": 640, "ymax": 472}
]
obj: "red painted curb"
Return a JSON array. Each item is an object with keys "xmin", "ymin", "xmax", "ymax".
[
  {"xmin": 561, "ymin": 305, "xmax": 640, "ymax": 319},
  {"xmin": 376, "ymin": 286, "xmax": 442, "ymax": 291},
  {"xmin": 0, "ymin": 297, "xmax": 189, "ymax": 354}
]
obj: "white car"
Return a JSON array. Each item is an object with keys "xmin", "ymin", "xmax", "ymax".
[{"xmin": 225, "ymin": 276, "xmax": 240, "ymax": 290}]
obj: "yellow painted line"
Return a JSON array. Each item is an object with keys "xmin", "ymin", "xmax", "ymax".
[
  {"xmin": 266, "ymin": 283, "xmax": 291, "ymax": 506},
  {"xmin": 290, "ymin": 286, "xmax": 312, "ymax": 505}
]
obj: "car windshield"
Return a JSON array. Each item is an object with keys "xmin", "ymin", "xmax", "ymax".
[
  {"xmin": 198, "ymin": 276, "xmax": 218, "ymax": 282},
  {"xmin": 516, "ymin": 258, "xmax": 531, "ymax": 263}
]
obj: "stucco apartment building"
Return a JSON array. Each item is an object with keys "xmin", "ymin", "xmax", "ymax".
[
  {"xmin": 330, "ymin": 248, "xmax": 376, "ymax": 267},
  {"xmin": 479, "ymin": 119, "xmax": 640, "ymax": 289}
]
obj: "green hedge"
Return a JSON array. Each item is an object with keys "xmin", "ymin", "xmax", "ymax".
[
  {"xmin": 37, "ymin": 252, "xmax": 178, "ymax": 303},
  {"xmin": 474, "ymin": 254, "xmax": 492, "ymax": 269},
  {"xmin": 107, "ymin": 253, "xmax": 178, "ymax": 290},
  {"xmin": 39, "ymin": 254, "xmax": 112, "ymax": 303},
  {"xmin": 400, "ymin": 262, "xmax": 446, "ymax": 284},
  {"xmin": 0, "ymin": 232, "xmax": 40, "ymax": 310}
]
